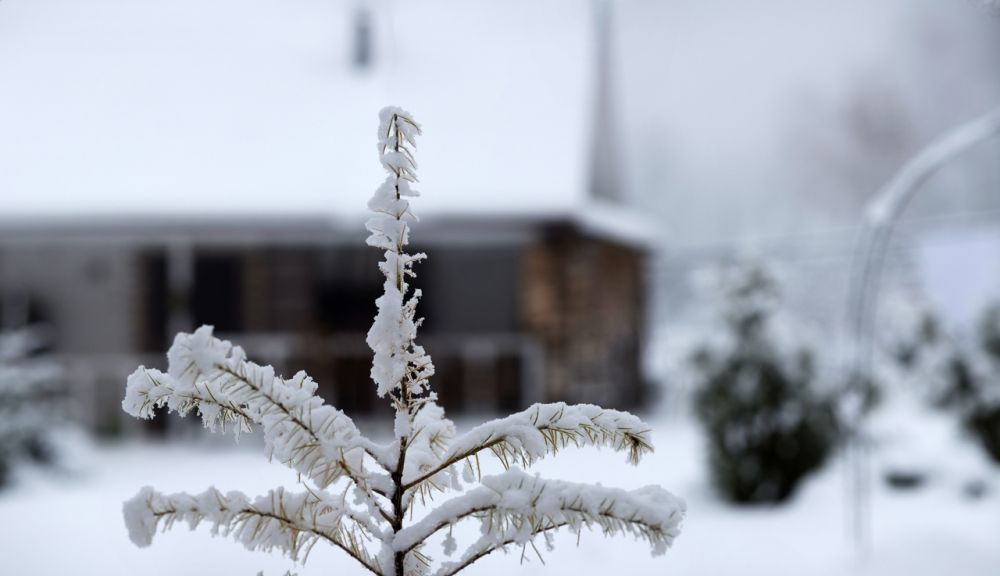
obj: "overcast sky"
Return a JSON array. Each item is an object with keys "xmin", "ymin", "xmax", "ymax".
[{"xmin": 619, "ymin": 0, "xmax": 1000, "ymax": 247}]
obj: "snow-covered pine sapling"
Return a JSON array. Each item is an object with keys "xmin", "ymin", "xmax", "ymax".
[
  {"xmin": 0, "ymin": 327, "xmax": 63, "ymax": 486},
  {"xmin": 967, "ymin": 302, "xmax": 1000, "ymax": 463},
  {"xmin": 121, "ymin": 107, "xmax": 684, "ymax": 575},
  {"xmin": 687, "ymin": 260, "xmax": 839, "ymax": 503}
]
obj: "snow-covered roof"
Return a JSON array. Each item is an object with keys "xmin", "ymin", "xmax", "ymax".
[{"xmin": 0, "ymin": 0, "xmax": 596, "ymax": 221}]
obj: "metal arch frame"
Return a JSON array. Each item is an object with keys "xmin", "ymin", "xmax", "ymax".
[{"xmin": 843, "ymin": 105, "xmax": 1000, "ymax": 552}]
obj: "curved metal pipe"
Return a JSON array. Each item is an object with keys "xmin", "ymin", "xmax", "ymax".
[{"xmin": 843, "ymin": 104, "xmax": 1000, "ymax": 552}]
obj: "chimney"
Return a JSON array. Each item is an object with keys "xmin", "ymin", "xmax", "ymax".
[{"xmin": 589, "ymin": 0, "xmax": 624, "ymax": 203}]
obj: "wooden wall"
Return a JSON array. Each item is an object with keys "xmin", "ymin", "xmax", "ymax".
[{"xmin": 520, "ymin": 226, "xmax": 646, "ymax": 410}]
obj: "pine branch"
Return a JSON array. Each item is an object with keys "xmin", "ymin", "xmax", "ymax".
[
  {"xmin": 123, "ymin": 367, "xmax": 255, "ymax": 435},
  {"xmin": 403, "ymin": 403, "xmax": 655, "ymax": 493},
  {"xmin": 395, "ymin": 468, "xmax": 685, "ymax": 563},
  {"xmin": 123, "ymin": 328, "xmax": 394, "ymax": 514},
  {"xmin": 432, "ymin": 522, "xmax": 568, "ymax": 576},
  {"xmin": 124, "ymin": 486, "xmax": 383, "ymax": 575},
  {"xmin": 399, "ymin": 402, "xmax": 460, "ymax": 509}
]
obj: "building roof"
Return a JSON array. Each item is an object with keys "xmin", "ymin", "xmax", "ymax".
[{"xmin": 0, "ymin": 0, "xmax": 601, "ymax": 223}]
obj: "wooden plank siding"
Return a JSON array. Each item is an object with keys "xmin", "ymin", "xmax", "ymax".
[{"xmin": 521, "ymin": 227, "xmax": 645, "ymax": 410}]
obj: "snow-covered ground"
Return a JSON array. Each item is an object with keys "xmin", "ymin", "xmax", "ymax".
[{"xmin": 2, "ymin": 411, "xmax": 998, "ymax": 576}]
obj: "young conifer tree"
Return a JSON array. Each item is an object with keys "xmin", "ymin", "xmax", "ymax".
[
  {"xmin": 121, "ymin": 107, "xmax": 685, "ymax": 575},
  {"xmin": 967, "ymin": 302, "xmax": 1000, "ymax": 463},
  {"xmin": 0, "ymin": 327, "xmax": 62, "ymax": 486},
  {"xmin": 686, "ymin": 260, "xmax": 839, "ymax": 503}
]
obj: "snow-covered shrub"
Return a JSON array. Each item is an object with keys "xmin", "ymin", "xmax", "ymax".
[
  {"xmin": 121, "ymin": 108, "xmax": 685, "ymax": 575},
  {"xmin": 965, "ymin": 301, "xmax": 1000, "ymax": 464},
  {"xmin": 0, "ymin": 328, "xmax": 62, "ymax": 486},
  {"xmin": 878, "ymin": 294, "xmax": 978, "ymax": 410},
  {"xmin": 685, "ymin": 260, "xmax": 839, "ymax": 503},
  {"xmin": 881, "ymin": 296, "xmax": 1000, "ymax": 465}
]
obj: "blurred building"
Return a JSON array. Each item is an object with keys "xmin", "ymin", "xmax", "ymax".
[{"xmin": 0, "ymin": 0, "xmax": 654, "ymax": 432}]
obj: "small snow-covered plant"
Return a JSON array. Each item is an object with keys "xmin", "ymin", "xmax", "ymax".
[
  {"xmin": 961, "ymin": 302, "xmax": 1000, "ymax": 464},
  {"xmin": 880, "ymin": 296, "xmax": 1000, "ymax": 464},
  {"xmin": 686, "ymin": 260, "xmax": 839, "ymax": 503},
  {"xmin": 878, "ymin": 294, "xmax": 973, "ymax": 410},
  {"xmin": 0, "ymin": 327, "xmax": 62, "ymax": 486},
  {"xmin": 121, "ymin": 108, "xmax": 685, "ymax": 575}
]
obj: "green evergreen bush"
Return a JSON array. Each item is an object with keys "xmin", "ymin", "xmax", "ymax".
[
  {"xmin": 689, "ymin": 262, "xmax": 839, "ymax": 503},
  {"xmin": 966, "ymin": 302, "xmax": 1000, "ymax": 463},
  {"xmin": 0, "ymin": 329, "xmax": 62, "ymax": 487}
]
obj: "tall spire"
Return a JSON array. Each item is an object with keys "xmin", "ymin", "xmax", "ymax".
[{"xmin": 589, "ymin": 0, "xmax": 624, "ymax": 203}]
